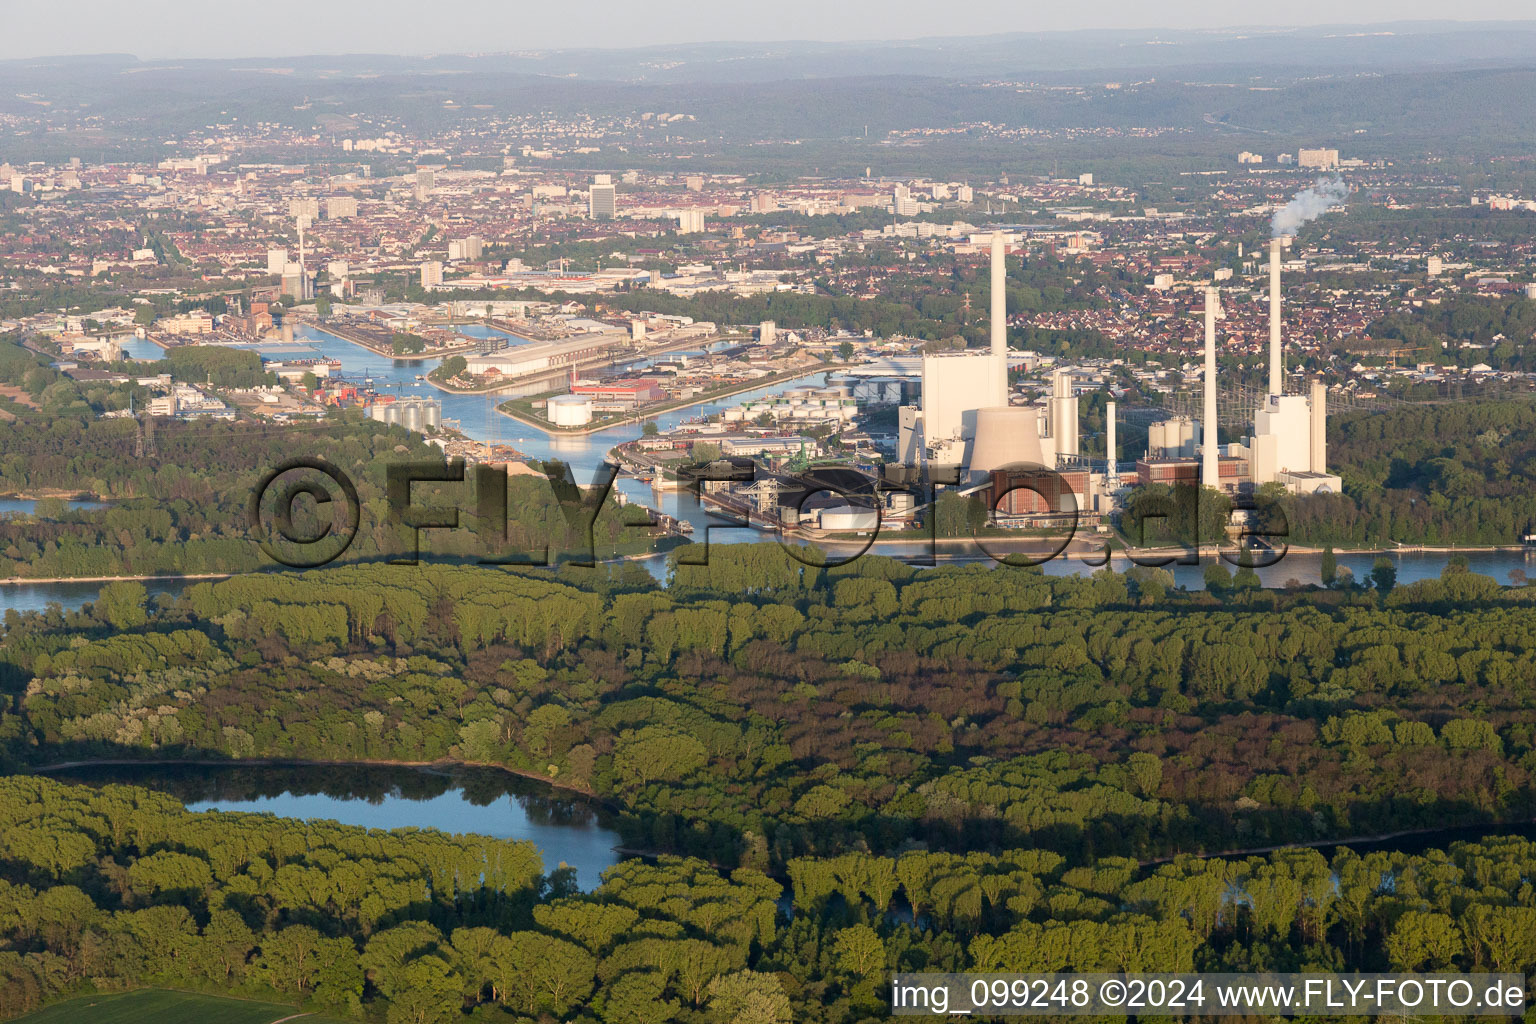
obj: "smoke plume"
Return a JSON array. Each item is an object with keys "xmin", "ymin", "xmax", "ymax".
[{"xmin": 1271, "ymin": 177, "xmax": 1349, "ymax": 237}]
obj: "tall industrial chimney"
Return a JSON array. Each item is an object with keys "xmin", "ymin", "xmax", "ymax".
[
  {"xmin": 1309, "ymin": 379, "xmax": 1327, "ymax": 473},
  {"xmin": 1203, "ymin": 287, "xmax": 1221, "ymax": 487},
  {"xmin": 989, "ymin": 231, "xmax": 1008, "ymax": 406},
  {"xmin": 1106, "ymin": 400, "xmax": 1117, "ymax": 484},
  {"xmin": 1268, "ymin": 237, "xmax": 1284, "ymax": 397}
]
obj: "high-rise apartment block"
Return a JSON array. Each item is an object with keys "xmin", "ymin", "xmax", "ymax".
[
  {"xmin": 447, "ymin": 235, "xmax": 484, "ymax": 261},
  {"xmin": 1298, "ymin": 148, "xmax": 1340, "ymax": 170},
  {"xmin": 589, "ymin": 175, "xmax": 617, "ymax": 219}
]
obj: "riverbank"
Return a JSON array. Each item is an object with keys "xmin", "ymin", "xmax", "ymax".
[
  {"xmin": 31, "ymin": 754, "xmax": 611, "ymax": 807},
  {"xmin": 29, "ymin": 757, "xmax": 1536, "ymax": 875},
  {"xmin": 1288, "ymin": 543, "xmax": 1533, "ymax": 555},
  {"xmin": 1139, "ymin": 815, "xmax": 1536, "ymax": 866},
  {"xmin": 0, "ymin": 571, "xmax": 233, "ymax": 587},
  {"xmin": 0, "ymin": 490, "xmax": 108, "ymax": 501}
]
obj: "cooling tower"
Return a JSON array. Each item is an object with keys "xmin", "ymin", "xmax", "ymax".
[{"xmin": 970, "ymin": 406, "xmax": 1046, "ymax": 481}]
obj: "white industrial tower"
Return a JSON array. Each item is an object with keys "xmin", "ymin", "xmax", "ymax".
[
  {"xmin": 296, "ymin": 215, "xmax": 313, "ymax": 300},
  {"xmin": 1049, "ymin": 369, "xmax": 1078, "ymax": 459},
  {"xmin": 988, "ymin": 230, "xmax": 1009, "ymax": 408},
  {"xmin": 1105, "ymin": 400, "xmax": 1118, "ymax": 486},
  {"xmin": 1246, "ymin": 236, "xmax": 1335, "ymax": 491},
  {"xmin": 899, "ymin": 230, "xmax": 1084, "ymax": 483},
  {"xmin": 1268, "ymin": 237, "xmax": 1284, "ymax": 396},
  {"xmin": 900, "ymin": 231, "xmax": 1013, "ymax": 467},
  {"xmin": 1202, "ymin": 286, "xmax": 1222, "ymax": 487}
]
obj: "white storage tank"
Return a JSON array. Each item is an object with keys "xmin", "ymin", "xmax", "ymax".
[
  {"xmin": 403, "ymin": 402, "xmax": 424, "ymax": 432},
  {"xmin": 1175, "ymin": 415, "xmax": 1199, "ymax": 457},
  {"xmin": 548, "ymin": 394, "xmax": 594, "ymax": 427}
]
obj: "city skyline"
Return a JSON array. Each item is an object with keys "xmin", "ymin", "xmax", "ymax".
[{"xmin": 4, "ymin": 2, "xmax": 1536, "ymax": 60}]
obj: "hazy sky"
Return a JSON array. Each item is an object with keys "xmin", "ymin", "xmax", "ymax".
[{"xmin": 5, "ymin": 0, "xmax": 1535, "ymax": 60}]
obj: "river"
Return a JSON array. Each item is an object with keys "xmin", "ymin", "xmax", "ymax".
[
  {"xmin": 5, "ymin": 324, "xmax": 1535, "ymax": 616},
  {"xmin": 276, "ymin": 324, "xmax": 1536, "ymax": 589},
  {"xmin": 42, "ymin": 762, "xmax": 622, "ymax": 891}
]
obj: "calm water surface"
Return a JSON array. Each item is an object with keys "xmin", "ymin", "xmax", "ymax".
[{"xmin": 44, "ymin": 763, "xmax": 622, "ymax": 891}]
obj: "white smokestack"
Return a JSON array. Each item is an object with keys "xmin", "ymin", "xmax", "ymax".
[
  {"xmin": 1268, "ymin": 238, "xmax": 1284, "ymax": 397},
  {"xmin": 989, "ymin": 231, "xmax": 1008, "ymax": 407},
  {"xmin": 1310, "ymin": 379, "xmax": 1327, "ymax": 473},
  {"xmin": 1106, "ymin": 400, "xmax": 1117, "ymax": 484},
  {"xmin": 1203, "ymin": 287, "xmax": 1221, "ymax": 488}
]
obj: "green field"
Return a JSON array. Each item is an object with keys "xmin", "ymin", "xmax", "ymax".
[{"xmin": 12, "ymin": 989, "xmax": 328, "ymax": 1024}]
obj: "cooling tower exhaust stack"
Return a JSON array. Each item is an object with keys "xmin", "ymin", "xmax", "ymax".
[{"xmin": 1203, "ymin": 287, "xmax": 1222, "ymax": 488}]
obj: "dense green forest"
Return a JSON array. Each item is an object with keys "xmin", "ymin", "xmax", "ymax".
[
  {"xmin": 1368, "ymin": 295, "xmax": 1536, "ymax": 371},
  {"xmin": 1, "ymin": 775, "xmax": 1535, "ymax": 1023},
  {"xmin": 0, "ymin": 336, "xmax": 662, "ymax": 578},
  {"xmin": 3, "ymin": 552, "xmax": 1533, "ymax": 872},
  {"xmin": 0, "ymin": 414, "xmax": 660, "ymax": 580},
  {"xmin": 1288, "ymin": 400, "xmax": 1536, "ymax": 546}
]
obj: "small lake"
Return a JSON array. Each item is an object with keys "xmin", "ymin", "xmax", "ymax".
[{"xmin": 43, "ymin": 762, "xmax": 622, "ymax": 891}]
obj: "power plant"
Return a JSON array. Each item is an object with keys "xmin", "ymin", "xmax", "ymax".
[
  {"xmin": 892, "ymin": 228, "xmax": 1339, "ymax": 532},
  {"xmin": 898, "ymin": 230, "xmax": 1075, "ymax": 479},
  {"xmin": 1134, "ymin": 236, "xmax": 1338, "ymax": 497},
  {"xmin": 1225, "ymin": 236, "xmax": 1339, "ymax": 494},
  {"xmin": 896, "ymin": 230, "xmax": 1102, "ymax": 519},
  {"xmin": 898, "ymin": 230, "xmax": 1012, "ymax": 470}
]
